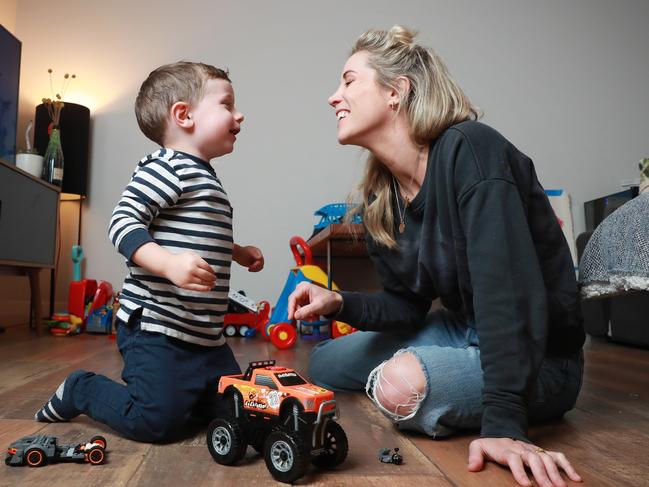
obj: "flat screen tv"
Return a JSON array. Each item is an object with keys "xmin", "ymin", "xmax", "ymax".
[{"xmin": 0, "ymin": 24, "xmax": 21, "ymax": 164}]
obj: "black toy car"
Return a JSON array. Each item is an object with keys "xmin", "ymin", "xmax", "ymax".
[
  {"xmin": 5, "ymin": 434, "xmax": 107, "ymax": 467},
  {"xmin": 378, "ymin": 447, "xmax": 403, "ymax": 465}
]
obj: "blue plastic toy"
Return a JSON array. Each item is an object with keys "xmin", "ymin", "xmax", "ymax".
[
  {"xmin": 313, "ymin": 203, "xmax": 362, "ymax": 234},
  {"xmin": 71, "ymin": 245, "xmax": 84, "ymax": 282},
  {"xmin": 86, "ymin": 306, "xmax": 113, "ymax": 334}
]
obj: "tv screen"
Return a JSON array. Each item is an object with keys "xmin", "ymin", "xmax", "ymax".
[{"xmin": 0, "ymin": 24, "xmax": 21, "ymax": 164}]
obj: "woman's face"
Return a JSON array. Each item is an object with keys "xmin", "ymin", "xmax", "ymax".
[{"xmin": 328, "ymin": 51, "xmax": 393, "ymax": 147}]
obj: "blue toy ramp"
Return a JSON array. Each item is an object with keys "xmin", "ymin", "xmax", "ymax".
[{"xmin": 269, "ymin": 269, "xmax": 310, "ymax": 325}]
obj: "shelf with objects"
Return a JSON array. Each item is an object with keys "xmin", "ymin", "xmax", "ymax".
[
  {"xmin": 308, "ymin": 224, "xmax": 379, "ymax": 290},
  {"xmin": 306, "ymin": 203, "xmax": 380, "ymax": 294}
]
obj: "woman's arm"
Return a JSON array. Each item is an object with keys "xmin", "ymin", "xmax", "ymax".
[
  {"xmin": 450, "ymin": 125, "xmax": 581, "ymax": 486},
  {"xmin": 459, "ymin": 178, "xmax": 548, "ymax": 441},
  {"xmin": 289, "ymin": 241, "xmax": 430, "ymax": 331}
]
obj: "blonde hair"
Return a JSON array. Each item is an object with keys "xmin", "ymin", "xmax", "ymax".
[
  {"xmin": 349, "ymin": 26, "xmax": 481, "ymax": 248},
  {"xmin": 135, "ymin": 61, "xmax": 230, "ymax": 145}
]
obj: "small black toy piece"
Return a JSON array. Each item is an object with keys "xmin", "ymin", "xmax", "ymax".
[
  {"xmin": 5, "ymin": 434, "xmax": 107, "ymax": 467},
  {"xmin": 379, "ymin": 447, "xmax": 403, "ymax": 465}
]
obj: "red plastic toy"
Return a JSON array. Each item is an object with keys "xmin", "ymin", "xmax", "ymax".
[
  {"xmin": 223, "ymin": 298, "xmax": 270, "ymax": 338},
  {"xmin": 67, "ymin": 279, "xmax": 113, "ymax": 326}
]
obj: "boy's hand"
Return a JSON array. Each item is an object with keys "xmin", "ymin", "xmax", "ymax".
[
  {"xmin": 233, "ymin": 245, "xmax": 264, "ymax": 272},
  {"xmin": 165, "ymin": 251, "xmax": 217, "ymax": 291}
]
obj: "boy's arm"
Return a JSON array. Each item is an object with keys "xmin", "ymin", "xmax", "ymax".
[
  {"xmin": 132, "ymin": 242, "xmax": 216, "ymax": 292},
  {"xmin": 108, "ymin": 157, "xmax": 216, "ymax": 290},
  {"xmin": 109, "ymin": 158, "xmax": 181, "ymax": 259}
]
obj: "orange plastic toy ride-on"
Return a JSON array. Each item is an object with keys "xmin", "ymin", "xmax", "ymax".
[{"xmin": 263, "ymin": 236, "xmax": 357, "ymax": 349}]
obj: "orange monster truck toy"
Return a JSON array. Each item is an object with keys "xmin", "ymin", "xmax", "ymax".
[{"xmin": 206, "ymin": 360, "xmax": 348, "ymax": 483}]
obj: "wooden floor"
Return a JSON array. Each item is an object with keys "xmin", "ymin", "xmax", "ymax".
[{"xmin": 0, "ymin": 325, "xmax": 647, "ymax": 487}]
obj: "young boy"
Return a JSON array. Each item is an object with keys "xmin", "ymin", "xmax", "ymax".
[{"xmin": 35, "ymin": 61, "xmax": 264, "ymax": 442}]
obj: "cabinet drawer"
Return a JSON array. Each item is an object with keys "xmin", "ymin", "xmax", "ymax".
[{"xmin": 0, "ymin": 161, "xmax": 59, "ymax": 267}]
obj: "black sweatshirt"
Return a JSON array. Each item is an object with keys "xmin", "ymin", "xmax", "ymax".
[{"xmin": 336, "ymin": 121, "xmax": 585, "ymax": 441}]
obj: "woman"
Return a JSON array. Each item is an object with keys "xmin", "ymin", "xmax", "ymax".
[{"xmin": 288, "ymin": 26, "xmax": 585, "ymax": 487}]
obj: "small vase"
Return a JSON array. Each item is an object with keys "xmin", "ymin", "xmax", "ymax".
[{"xmin": 42, "ymin": 127, "xmax": 64, "ymax": 186}]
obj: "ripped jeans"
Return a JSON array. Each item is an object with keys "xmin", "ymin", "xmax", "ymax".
[{"xmin": 308, "ymin": 309, "xmax": 583, "ymax": 438}]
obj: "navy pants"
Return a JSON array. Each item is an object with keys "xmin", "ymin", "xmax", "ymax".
[{"xmin": 67, "ymin": 312, "xmax": 241, "ymax": 442}]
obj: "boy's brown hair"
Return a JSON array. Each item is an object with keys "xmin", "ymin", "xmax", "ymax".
[{"xmin": 135, "ymin": 61, "xmax": 231, "ymax": 145}]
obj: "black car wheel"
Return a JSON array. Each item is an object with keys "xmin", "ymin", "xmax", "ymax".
[
  {"xmin": 25, "ymin": 448, "xmax": 47, "ymax": 467},
  {"xmin": 263, "ymin": 429, "xmax": 309, "ymax": 483},
  {"xmin": 280, "ymin": 400, "xmax": 304, "ymax": 432},
  {"xmin": 225, "ymin": 388, "xmax": 244, "ymax": 418},
  {"xmin": 87, "ymin": 446, "xmax": 106, "ymax": 465},
  {"xmin": 311, "ymin": 421, "xmax": 348, "ymax": 469},
  {"xmin": 206, "ymin": 417, "xmax": 247, "ymax": 465},
  {"xmin": 89, "ymin": 435, "xmax": 107, "ymax": 449}
]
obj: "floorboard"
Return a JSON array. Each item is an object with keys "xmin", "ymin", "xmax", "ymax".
[{"xmin": 0, "ymin": 325, "xmax": 647, "ymax": 486}]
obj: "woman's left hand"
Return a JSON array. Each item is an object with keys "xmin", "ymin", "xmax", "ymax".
[{"xmin": 468, "ymin": 438, "xmax": 582, "ymax": 487}]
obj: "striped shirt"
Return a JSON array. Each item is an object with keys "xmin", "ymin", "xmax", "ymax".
[{"xmin": 108, "ymin": 149, "xmax": 232, "ymax": 346}]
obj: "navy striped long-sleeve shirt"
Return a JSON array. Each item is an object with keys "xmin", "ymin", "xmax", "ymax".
[{"xmin": 108, "ymin": 149, "xmax": 233, "ymax": 346}]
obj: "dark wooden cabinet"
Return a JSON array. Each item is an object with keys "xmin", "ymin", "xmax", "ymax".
[
  {"xmin": 0, "ymin": 159, "xmax": 59, "ymax": 332},
  {"xmin": 0, "ymin": 159, "xmax": 59, "ymax": 266}
]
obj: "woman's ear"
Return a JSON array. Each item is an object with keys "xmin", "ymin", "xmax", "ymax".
[
  {"xmin": 389, "ymin": 76, "xmax": 411, "ymax": 109},
  {"xmin": 170, "ymin": 101, "xmax": 193, "ymax": 129}
]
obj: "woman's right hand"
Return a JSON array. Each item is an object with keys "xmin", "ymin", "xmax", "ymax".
[{"xmin": 288, "ymin": 282, "xmax": 343, "ymax": 321}]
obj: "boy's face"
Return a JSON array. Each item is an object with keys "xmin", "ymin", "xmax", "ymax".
[{"xmin": 189, "ymin": 78, "xmax": 244, "ymax": 159}]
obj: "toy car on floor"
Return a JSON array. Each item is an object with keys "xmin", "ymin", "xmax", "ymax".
[
  {"xmin": 223, "ymin": 290, "xmax": 270, "ymax": 338},
  {"xmin": 206, "ymin": 360, "xmax": 348, "ymax": 483},
  {"xmin": 379, "ymin": 447, "xmax": 403, "ymax": 465},
  {"xmin": 5, "ymin": 434, "xmax": 107, "ymax": 467}
]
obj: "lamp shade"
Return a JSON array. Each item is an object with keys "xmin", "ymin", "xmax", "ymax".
[{"xmin": 34, "ymin": 102, "xmax": 90, "ymax": 197}]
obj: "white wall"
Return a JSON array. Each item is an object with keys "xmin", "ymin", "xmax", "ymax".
[
  {"xmin": 0, "ymin": 0, "xmax": 16, "ymax": 33},
  {"xmin": 3, "ymin": 0, "xmax": 648, "ymax": 322}
]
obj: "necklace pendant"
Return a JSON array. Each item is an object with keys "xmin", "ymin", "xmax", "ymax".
[{"xmin": 399, "ymin": 221, "xmax": 406, "ymax": 234}]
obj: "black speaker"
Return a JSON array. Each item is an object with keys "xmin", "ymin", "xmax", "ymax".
[{"xmin": 34, "ymin": 102, "xmax": 90, "ymax": 196}]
